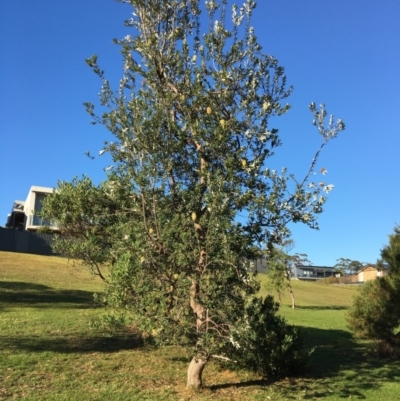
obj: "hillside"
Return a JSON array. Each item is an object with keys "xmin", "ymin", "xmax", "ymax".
[{"xmin": 1, "ymin": 251, "xmax": 399, "ymax": 400}]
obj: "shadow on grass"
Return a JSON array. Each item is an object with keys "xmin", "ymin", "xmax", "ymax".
[
  {"xmin": 295, "ymin": 305, "xmax": 349, "ymax": 311},
  {"xmin": 210, "ymin": 326, "xmax": 400, "ymax": 399},
  {"xmin": 0, "ymin": 281, "xmax": 100, "ymax": 309},
  {"xmin": 0, "ymin": 333, "xmax": 144, "ymax": 353}
]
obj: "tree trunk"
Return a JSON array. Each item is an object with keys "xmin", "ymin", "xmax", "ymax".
[
  {"xmin": 187, "ymin": 356, "xmax": 208, "ymax": 388},
  {"xmin": 289, "ymin": 285, "xmax": 295, "ymax": 309},
  {"xmin": 277, "ymin": 290, "xmax": 282, "ymax": 306},
  {"xmin": 284, "ymin": 269, "xmax": 295, "ymax": 309},
  {"xmin": 188, "ymin": 280, "xmax": 209, "ymax": 388}
]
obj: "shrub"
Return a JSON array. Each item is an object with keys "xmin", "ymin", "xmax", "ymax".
[
  {"xmin": 227, "ymin": 296, "xmax": 311, "ymax": 377},
  {"xmin": 347, "ymin": 275, "xmax": 400, "ymax": 351},
  {"xmin": 347, "ymin": 226, "xmax": 400, "ymax": 355}
]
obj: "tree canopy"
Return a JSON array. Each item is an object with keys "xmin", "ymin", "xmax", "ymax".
[
  {"xmin": 333, "ymin": 258, "xmax": 363, "ymax": 275},
  {"xmin": 42, "ymin": 0, "xmax": 344, "ymax": 388},
  {"xmin": 379, "ymin": 225, "xmax": 400, "ymax": 275}
]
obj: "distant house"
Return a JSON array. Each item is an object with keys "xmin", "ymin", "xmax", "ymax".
[
  {"xmin": 292, "ymin": 264, "xmax": 335, "ymax": 280},
  {"xmin": 6, "ymin": 186, "xmax": 58, "ymax": 232},
  {"xmin": 248, "ymin": 260, "xmax": 335, "ymax": 280},
  {"xmin": 356, "ymin": 264, "xmax": 388, "ymax": 282}
]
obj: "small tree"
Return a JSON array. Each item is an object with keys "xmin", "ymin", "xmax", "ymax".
[
  {"xmin": 43, "ymin": 0, "xmax": 344, "ymax": 387},
  {"xmin": 265, "ymin": 249, "xmax": 287, "ymax": 306},
  {"xmin": 265, "ymin": 240, "xmax": 310, "ymax": 309},
  {"xmin": 347, "ymin": 226, "xmax": 400, "ymax": 354}
]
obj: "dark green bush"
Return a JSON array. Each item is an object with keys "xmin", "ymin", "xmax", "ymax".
[
  {"xmin": 347, "ymin": 226, "xmax": 400, "ymax": 355},
  {"xmin": 347, "ymin": 275, "xmax": 400, "ymax": 351},
  {"xmin": 227, "ymin": 296, "xmax": 311, "ymax": 377}
]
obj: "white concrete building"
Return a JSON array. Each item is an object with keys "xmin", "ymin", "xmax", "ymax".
[{"xmin": 6, "ymin": 186, "xmax": 58, "ymax": 231}]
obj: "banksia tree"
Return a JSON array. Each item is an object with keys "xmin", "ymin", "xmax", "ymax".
[{"xmin": 44, "ymin": 0, "xmax": 344, "ymax": 388}]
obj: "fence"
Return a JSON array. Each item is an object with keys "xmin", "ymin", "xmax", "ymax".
[
  {"xmin": 0, "ymin": 228, "xmax": 272, "ymax": 270},
  {"xmin": 0, "ymin": 227, "xmax": 54, "ymax": 256}
]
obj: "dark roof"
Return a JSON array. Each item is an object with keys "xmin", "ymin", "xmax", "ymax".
[{"xmin": 295, "ymin": 265, "xmax": 334, "ymax": 271}]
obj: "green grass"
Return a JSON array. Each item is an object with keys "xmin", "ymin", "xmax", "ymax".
[{"xmin": 1, "ymin": 251, "xmax": 400, "ymax": 400}]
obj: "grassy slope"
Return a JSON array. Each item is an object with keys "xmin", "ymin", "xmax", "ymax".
[
  {"xmin": 259, "ymin": 277, "xmax": 400, "ymax": 400},
  {"xmin": 1, "ymin": 251, "xmax": 400, "ymax": 400}
]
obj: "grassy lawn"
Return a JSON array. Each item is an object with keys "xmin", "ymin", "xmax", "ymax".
[{"xmin": 1, "ymin": 251, "xmax": 400, "ymax": 400}]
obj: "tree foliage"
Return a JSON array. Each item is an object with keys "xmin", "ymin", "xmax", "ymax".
[
  {"xmin": 379, "ymin": 225, "xmax": 400, "ymax": 275},
  {"xmin": 227, "ymin": 296, "xmax": 311, "ymax": 377},
  {"xmin": 347, "ymin": 226, "xmax": 400, "ymax": 355},
  {"xmin": 42, "ymin": 0, "xmax": 344, "ymax": 387},
  {"xmin": 42, "ymin": 176, "xmax": 126, "ymax": 280},
  {"xmin": 333, "ymin": 258, "xmax": 363, "ymax": 275}
]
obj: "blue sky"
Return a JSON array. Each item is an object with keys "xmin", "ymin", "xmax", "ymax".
[{"xmin": 1, "ymin": 0, "xmax": 399, "ymax": 266}]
